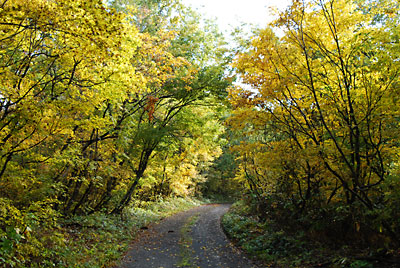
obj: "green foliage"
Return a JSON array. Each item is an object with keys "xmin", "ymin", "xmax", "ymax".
[
  {"xmin": 201, "ymin": 146, "xmax": 240, "ymax": 200},
  {"xmin": 58, "ymin": 197, "xmax": 200, "ymax": 267},
  {"xmin": 6, "ymin": 0, "xmax": 400, "ymax": 266},
  {"xmin": 222, "ymin": 202, "xmax": 310, "ymax": 266},
  {"xmin": 0, "ymin": 197, "xmax": 200, "ymax": 267},
  {"xmin": 349, "ymin": 260, "xmax": 374, "ymax": 268},
  {"xmin": 222, "ymin": 201, "xmax": 383, "ymax": 268},
  {"xmin": 0, "ymin": 0, "xmax": 230, "ymax": 265},
  {"xmin": 0, "ymin": 198, "xmax": 65, "ymax": 267},
  {"xmin": 177, "ymin": 214, "xmax": 200, "ymax": 268}
]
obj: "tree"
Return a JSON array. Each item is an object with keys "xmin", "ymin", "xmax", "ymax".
[
  {"xmin": 0, "ymin": 0, "xmax": 144, "ymax": 263},
  {"xmin": 230, "ymin": 0, "xmax": 400, "ymax": 243},
  {"xmin": 97, "ymin": 0, "xmax": 231, "ymax": 214}
]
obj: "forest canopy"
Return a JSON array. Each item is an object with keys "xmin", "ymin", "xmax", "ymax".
[
  {"xmin": 0, "ymin": 0, "xmax": 231, "ymax": 265},
  {"xmin": 228, "ymin": 0, "xmax": 400, "ymax": 259},
  {"xmin": 1, "ymin": 0, "xmax": 400, "ymax": 266}
]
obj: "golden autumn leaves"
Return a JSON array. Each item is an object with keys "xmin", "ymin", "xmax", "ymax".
[
  {"xmin": 0, "ymin": 0, "xmax": 228, "ymax": 264},
  {"xmin": 228, "ymin": 0, "xmax": 400, "ymax": 241}
]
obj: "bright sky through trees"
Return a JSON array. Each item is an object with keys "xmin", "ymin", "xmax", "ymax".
[{"xmin": 181, "ymin": 0, "xmax": 290, "ymax": 33}]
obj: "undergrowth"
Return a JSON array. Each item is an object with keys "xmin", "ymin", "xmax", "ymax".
[
  {"xmin": 61, "ymin": 197, "xmax": 202, "ymax": 267},
  {"xmin": 221, "ymin": 201, "xmax": 396, "ymax": 268},
  {"xmin": 2, "ymin": 197, "xmax": 201, "ymax": 267},
  {"xmin": 222, "ymin": 201, "xmax": 313, "ymax": 267}
]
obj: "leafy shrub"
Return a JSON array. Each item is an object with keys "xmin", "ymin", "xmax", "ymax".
[
  {"xmin": 0, "ymin": 197, "xmax": 200, "ymax": 267},
  {"xmin": 221, "ymin": 200, "xmax": 383, "ymax": 267}
]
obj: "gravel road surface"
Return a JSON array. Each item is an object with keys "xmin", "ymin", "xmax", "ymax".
[{"xmin": 119, "ymin": 204, "xmax": 258, "ymax": 268}]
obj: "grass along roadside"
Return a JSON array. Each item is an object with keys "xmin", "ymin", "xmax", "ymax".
[
  {"xmin": 221, "ymin": 201, "xmax": 312, "ymax": 267},
  {"xmin": 177, "ymin": 214, "xmax": 200, "ymax": 268},
  {"xmin": 58, "ymin": 197, "xmax": 202, "ymax": 267}
]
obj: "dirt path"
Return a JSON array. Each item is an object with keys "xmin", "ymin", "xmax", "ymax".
[{"xmin": 119, "ymin": 204, "xmax": 258, "ymax": 268}]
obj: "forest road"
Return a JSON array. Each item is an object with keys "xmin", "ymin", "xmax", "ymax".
[{"xmin": 118, "ymin": 204, "xmax": 258, "ymax": 268}]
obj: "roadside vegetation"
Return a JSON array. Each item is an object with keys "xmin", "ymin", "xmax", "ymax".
[
  {"xmin": 222, "ymin": 0, "xmax": 400, "ymax": 267},
  {"xmin": 4, "ymin": 197, "xmax": 201, "ymax": 267},
  {"xmin": 223, "ymin": 200, "xmax": 399, "ymax": 267},
  {"xmin": 1, "ymin": 0, "xmax": 400, "ymax": 267},
  {"xmin": 62, "ymin": 197, "xmax": 203, "ymax": 267},
  {"xmin": 0, "ymin": 0, "xmax": 228, "ymax": 266}
]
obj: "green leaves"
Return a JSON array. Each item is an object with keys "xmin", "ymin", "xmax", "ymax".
[{"xmin": 0, "ymin": 0, "xmax": 231, "ymax": 264}]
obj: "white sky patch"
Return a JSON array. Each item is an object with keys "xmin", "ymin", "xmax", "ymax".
[
  {"xmin": 181, "ymin": 0, "xmax": 291, "ymax": 34},
  {"xmin": 180, "ymin": 0, "xmax": 291, "ymax": 93}
]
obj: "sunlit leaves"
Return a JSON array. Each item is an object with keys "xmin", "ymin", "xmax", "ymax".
[
  {"xmin": 0, "ymin": 0, "xmax": 232, "ymax": 264},
  {"xmin": 229, "ymin": 0, "xmax": 400, "ymax": 242}
]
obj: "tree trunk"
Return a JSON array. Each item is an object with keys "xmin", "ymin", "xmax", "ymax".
[{"xmin": 111, "ymin": 171, "xmax": 143, "ymax": 214}]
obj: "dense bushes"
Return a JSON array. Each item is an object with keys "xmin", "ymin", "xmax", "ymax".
[
  {"xmin": 222, "ymin": 200, "xmax": 399, "ymax": 267},
  {"xmin": 0, "ymin": 197, "xmax": 200, "ymax": 267}
]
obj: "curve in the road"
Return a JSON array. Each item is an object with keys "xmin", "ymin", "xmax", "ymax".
[{"xmin": 119, "ymin": 204, "xmax": 258, "ymax": 268}]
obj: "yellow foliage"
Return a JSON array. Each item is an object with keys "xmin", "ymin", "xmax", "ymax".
[{"xmin": 230, "ymin": 0, "xmax": 400, "ymax": 211}]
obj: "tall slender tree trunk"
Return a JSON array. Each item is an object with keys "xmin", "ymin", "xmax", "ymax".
[{"xmin": 111, "ymin": 171, "xmax": 143, "ymax": 214}]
